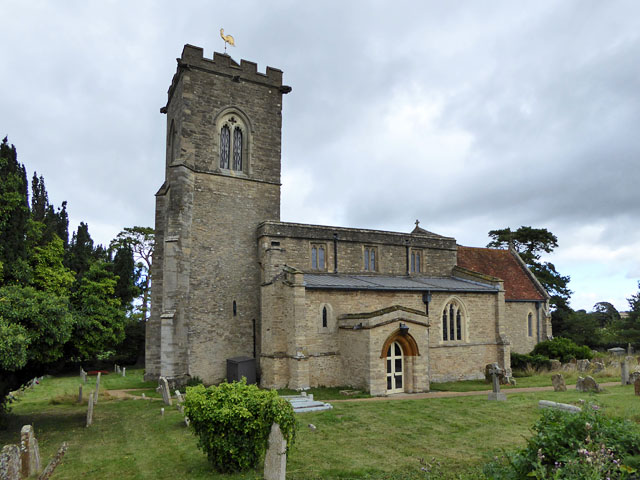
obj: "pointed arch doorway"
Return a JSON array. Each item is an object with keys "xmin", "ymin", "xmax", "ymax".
[{"xmin": 386, "ymin": 341, "xmax": 404, "ymax": 394}]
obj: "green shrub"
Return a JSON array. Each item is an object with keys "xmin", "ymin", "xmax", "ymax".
[
  {"xmin": 532, "ymin": 337, "xmax": 593, "ymax": 363},
  {"xmin": 185, "ymin": 375, "xmax": 203, "ymax": 387},
  {"xmin": 484, "ymin": 403, "xmax": 640, "ymax": 479},
  {"xmin": 511, "ymin": 352, "xmax": 551, "ymax": 371},
  {"xmin": 183, "ymin": 380, "xmax": 296, "ymax": 473}
]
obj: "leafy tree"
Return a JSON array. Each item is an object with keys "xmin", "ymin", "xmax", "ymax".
[
  {"xmin": 0, "ymin": 319, "xmax": 29, "ymax": 371},
  {"xmin": 66, "ymin": 222, "xmax": 107, "ymax": 282},
  {"xmin": 592, "ymin": 301, "xmax": 621, "ymax": 328},
  {"xmin": 0, "ymin": 285, "xmax": 74, "ymax": 366},
  {"xmin": 618, "ymin": 282, "xmax": 640, "ymax": 349},
  {"xmin": 68, "ymin": 261, "xmax": 126, "ymax": 360},
  {"xmin": 110, "ymin": 226, "xmax": 154, "ymax": 321},
  {"xmin": 31, "ymin": 235, "xmax": 75, "ymax": 296},
  {"xmin": 487, "ymin": 227, "xmax": 572, "ymax": 329},
  {"xmin": 0, "ymin": 137, "xmax": 29, "ymax": 285}
]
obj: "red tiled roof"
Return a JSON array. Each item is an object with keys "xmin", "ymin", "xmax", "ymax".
[{"xmin": 456, "ymin": 246, "xmax": 546, "ymax": 301}]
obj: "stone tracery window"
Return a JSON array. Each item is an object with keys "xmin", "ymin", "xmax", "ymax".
[
  {"xmin": 311, "ymin": 244, "xmax": 326, "ymax": 271},
  {"xmin": 442, "ymin": 299, "xmax": 465, "ymax": 342},
  {"xmin": 410, "ymin": 249, "xmax": 422, "ymax": 273},
  {"xmin": 364, "ymin": 246, "xmax": 377, "ymax": 271},
  {"xmin": 217, "ymin": 112, "xmax": 248, "ymax": 172}
]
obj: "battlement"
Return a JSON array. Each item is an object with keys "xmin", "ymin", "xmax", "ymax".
[{"xmin": 180, "ymin": 44, "xmax": 285, "ymax": 87}]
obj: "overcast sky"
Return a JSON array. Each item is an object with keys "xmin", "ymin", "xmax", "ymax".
[{"xmin": 2, "ymin": 1, "xmax": 639, "ymax": 312}]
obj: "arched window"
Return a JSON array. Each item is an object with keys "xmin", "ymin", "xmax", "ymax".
[
  {"xmin": 232, "ymin": 127, "xmax": 242, "ymax": 170},
  {"xmin": 168, "ymin": 120, "xmax": 177, "ymax": 165},
  {"xmin": 527, "ymin": 312, "xmax": 533, "ymax": 337},
  {"xmin": 442, "ymin": 299, "xmax": 465, "ymax": 342},
  {"xmin": 322, "ymin": 307, "xmax": 328, "ymax": 328},
  {"xmin": 216, "ymin": 110, "xmax": 249, "ymax": 173},
  {"xmin": 311, "ymin": 244, "xmax": 326, "ymax": 270},
  {"xmin": 220, "ymin": 125, "xmax": 230, "ymax": 169}
]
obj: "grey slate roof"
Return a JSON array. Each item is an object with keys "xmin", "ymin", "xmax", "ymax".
[{"xmin": 303, "ymin": 274, "xmax": 499, "ymax": 293}]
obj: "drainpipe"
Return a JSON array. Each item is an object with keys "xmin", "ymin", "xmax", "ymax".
[{"xmin": 405, "ymin": 240, "xmax": 410, "ymax": 275}]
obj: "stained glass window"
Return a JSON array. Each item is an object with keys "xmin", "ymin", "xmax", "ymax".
[{"xmin": 442, "ymin": 300, "xmax": 465, "ymax": 342}]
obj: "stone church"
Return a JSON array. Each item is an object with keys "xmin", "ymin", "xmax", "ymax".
[{"xmin": 145, "ymin": 45, "xmax": 552, "ymax": 395}]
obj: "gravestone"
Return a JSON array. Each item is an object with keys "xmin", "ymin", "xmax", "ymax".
[
  {"xmin": 78, "ymin": 385, "xmax": 83, "ymax": 403},
  {"xmin": 629, "ymin": 371, "xmax": 640, "ymax": 384},
  {"xmin": 161, "ymin": 408, "xmax": 165, "ymax": 417},
  {"xmin": 576, "ymin": 376, "xmax": 601, "ymax": 393},
  {"xmin": 551, "ymin": 374, "xmax": 566, "ymax": 392},
  {"xmin": 159, "ymin": 377, "xmax": 172, "ymax": 406},
  {"xmin": 549, "ymin": 359, "xmax": 561, "ymax": 371},
  {"xmin": 635, "ymin": 377, "xmax": 640, "ymax": 396},
  {"xmin": 591, "ymin": 361, "xmax": 605, "ymax": 374},
  {"xmin": 538, "ymin": 400, "xmax": 581, "ymax": 413},
  {"xmin": 621, "ymin": 360, "xmax": 630, "ymax": 385},
  {"xmin": 487, "ymin": 363, "xmax": 506, "ymax": 401},
  {"xmin": 484, "ymin": 363, "xmax": 510, "ymax": 385},
  {"xmin": 122, "ymin": 367, "xmax": 126, "ymax": 377},
  {"xmin": 94, "ymin": 372, "xmax": 101, "ymax": 405},
  {"xmin": 561, "ymin": 362, "xmax": 576, "ymax": 372},
  {"xmin": 20, "ymin": 424, "xmax": 40, "ymax": 477},
  {"xmin": 175, "ymin": 390, "xmax": 184, "ymax": 403},
  {"xmin": 80, "ymin": 368, "xmax": 87, "ymax": 384},
  {"xmin": 86, "ymin": 393, "xmax": 94, "ymax": 427},
  {"xmin": 38, "ymin": 442, "xmax": 67, "ymax": 480},
  {"xmin": 264, "ymin": 423, "xmax": 287, "ymax": 480},
  {"xmin": 577, "ymin": 359, "xmax": 590, "ymax": 372},
  {"xmin": 0, "ymin": 444, "xmax": 20, "ymax": 480}
]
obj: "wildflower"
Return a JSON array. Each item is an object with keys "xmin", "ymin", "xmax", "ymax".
[{"xmin": 585, "ymin": 422, "xmax": 592, "ymax": 430}]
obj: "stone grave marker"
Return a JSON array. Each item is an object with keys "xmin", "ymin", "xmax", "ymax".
[
  {"xmin": 576, "ymin": 376, "xmax": 602, "ymax": 393},
  {"xmin": 20, "ymin": 424, "xmax": 40, "ymax": 477},
  {"xmin": 538, "ymin": 400, "xmax": 581, "ymax": 413},
  {"xmin": 38, "ymin": 442, "xmax": 68, "ymax": 480},
  {"xmin": 0, "ymin": 444, "xmax": 21, "ymax": 480},
  {"xmin": 591, "ymin": 361, "xmax": 605, "ymax": 374},
  {"xmin": 635, "ymin": 377, "xmax": 640, "ymax": 396},
  {"xmin": 78, "ymin": 385, "xmax": 83, "ymax": 403},
  {"xmin": 549, "ymin": 359, "xmax": 561, "ymax": 371},
  {"xmin": 487, "ymin": 363, "xmax": 506, "ymax": 401},
  {"xmin": 94, "ymin": 372, "xmax": 101, "ymax": 405},
  {"xmin": 629, "ymin": 371, "xmax": 640, "ymax": 384},
  {"xmin": 175, "ymin": 390, "xmax": 184, "ymax": 403},
  {"xmin": 551, "ymin": 373, "xmax": 566, "ymax": 392},
  {"xmin": 159, "ymin": 377, "xmax": 172, "ymax": 406},
  {"xmin": 86, "ymin": 393, "xmax": 94, "ymax": 427},
  {"xmin": 264, "ymin": 423, "xmax": 287, "ymax": 480},
  {"xmin": 621, "ymin": 360, "xmax": 630, "ymax": 385},
  {"xmin": 577, "ymin": 359, "xmax": 590, "ymax": 372},
  {"xmin": 122, "ymin": 367, "xmax": 126, "ymax": 377}
]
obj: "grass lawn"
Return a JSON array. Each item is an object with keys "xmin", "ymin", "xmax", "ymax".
[{"xmin": 1, "ymin": 369, "xmax": 639, "ymax": 479}]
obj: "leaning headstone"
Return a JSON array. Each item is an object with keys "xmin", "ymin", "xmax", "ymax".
[
  {"xmin": 635, "ymin": 377, "xmax": 640, "ymax": 396},
  {"xmin": 551, "ymin": 373, "xmax": 567, "ymax": 392},
  {"xmin": 20, "ymin": 425, "xmax": 41, "ymax": 477},
  {"xmin": 577, "ymin": 359, "xmax": 590, "ymax": 372},
  {"xmin": 175, "ymin": 390, "xmax": 184, "ymax": 403},
  {"xmin": 159, "ymin": 377, "xmax": 172, "ymax": 406},
  {"xmin": 86, "ymin": 393, "xmax": 94, "ymax": 427},
  {"xmin": 549, "ymin": 359, "xmax": 561, "ymax": 371},
  {"xmin": 264, "ymin": 423, "xmax": 287, "ymax": 480},
  {"xmin": 487, "ymin": 363, "xmax": 507, "ymax": 401},
  {"xmin": 576, "ymin": 375, "xmax": 602, "ymax": 393},
  {"xmin": 538, "ymin": 400, "xmax": 581, "ymax": 413},
  {"xmin": 621, "ymin": 360, "xmax": 630, "ymax": 385},
  {"xmin": 0, "ymin": 444, "xmax": 21, "ymax": 480},
  {"xmin": 38, "ymin": 442, "xmax": 68, "ymax": 480},
  {"xmin": 94, "ymin": 372, "xmax": 101, "ymax": 405}
]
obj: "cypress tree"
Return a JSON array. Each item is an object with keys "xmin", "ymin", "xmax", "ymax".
[{"xmin": 0, "ymin": 137, "xmax": 29, "ymax": 285}]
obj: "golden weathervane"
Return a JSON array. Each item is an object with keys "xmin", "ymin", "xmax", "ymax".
[{"xmin": 220, "ymin": 28, "xmax": 235, "ymax": 52}]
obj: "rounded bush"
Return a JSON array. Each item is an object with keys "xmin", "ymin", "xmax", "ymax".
[
  {"xmin": 183, "ymin": 380, "xmax": 296, "ymax": 473},
  {"xmin": 532, "ymin": 337, "xmax": 593, "ymax": 363}
]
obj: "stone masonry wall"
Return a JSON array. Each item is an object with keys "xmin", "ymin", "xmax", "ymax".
[
  {"xmin": 505, "ymin": 301, "xmax": 539, "ymax": 355},
  {"xmin": 258, "ymin": 222, "xmax": 457, "ymax": 276}
]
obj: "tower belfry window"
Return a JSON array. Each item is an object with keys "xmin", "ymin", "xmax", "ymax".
[
  {"xmin": 220, "ymin": 125, "xmax": 230, "ymax": 169},
  {"xmin": 233, "ymin": 127, "xmax": 243, "ymax": 170}
]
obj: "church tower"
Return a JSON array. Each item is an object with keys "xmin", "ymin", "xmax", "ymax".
[{"xmin": 145, "ymin": 45, "xmax": 290, "ymax": 384}]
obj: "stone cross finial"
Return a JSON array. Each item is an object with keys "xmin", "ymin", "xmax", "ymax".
[{"xmin": 415, "ymin": 219, "xmax": 420, "ymax": 228}]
